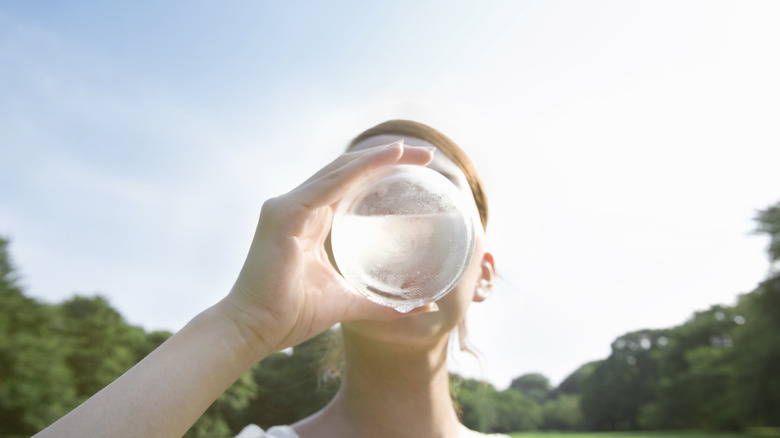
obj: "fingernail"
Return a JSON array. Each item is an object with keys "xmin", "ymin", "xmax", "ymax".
[
  {"xmin": 383, "ymin": 139, "xmax": 404, "ymax": 150},
  {"xmin": 423, "ymin": 302, "xmax": 440, "ymax": 313}
]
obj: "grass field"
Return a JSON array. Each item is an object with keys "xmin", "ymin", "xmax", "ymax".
[{"xmin": 509, "ymin": 432, "xmax": 778, "ymax": 438}]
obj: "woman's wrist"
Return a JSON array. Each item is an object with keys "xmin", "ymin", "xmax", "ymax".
[{"xmin": 210, "ymin": 294, "xmax": 279, "ymax": 368}]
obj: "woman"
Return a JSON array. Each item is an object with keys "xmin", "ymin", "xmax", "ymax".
[{"xmin": 34, "ymin": 120, "xmax": 504, "ymax": 438}]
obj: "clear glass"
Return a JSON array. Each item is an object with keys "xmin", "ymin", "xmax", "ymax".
[{"xmin": 331, "ymin": 164, "xmax": 478, "ymax": 313}]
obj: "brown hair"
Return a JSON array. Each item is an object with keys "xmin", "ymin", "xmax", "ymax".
[{"xmin": 349, "ymin": 120, "xmax": 489, "ymax": 230}]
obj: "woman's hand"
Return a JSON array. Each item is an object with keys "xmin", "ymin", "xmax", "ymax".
[{"xmin": 222, "ymin": 141, "xmax": 436, "ymax": 353}]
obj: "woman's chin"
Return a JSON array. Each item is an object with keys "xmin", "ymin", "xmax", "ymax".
[{"xmin": 342, "ymin": 312, "xmax": 452, "ymax": 347}]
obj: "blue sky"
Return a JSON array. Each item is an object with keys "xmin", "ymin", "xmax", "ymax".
[{"xmin": 2, "ymin": 1, "xmax": 779, "ymax": 388}]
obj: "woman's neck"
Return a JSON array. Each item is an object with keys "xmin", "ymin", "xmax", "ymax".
[{"xmin": 295, "ymin": 328, "xmax": 462, "ymax": 438}]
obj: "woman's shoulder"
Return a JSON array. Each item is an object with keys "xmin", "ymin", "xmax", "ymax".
[{"xmin": 235, "ymin": 424, "xmax": 299, "ymax": 438}]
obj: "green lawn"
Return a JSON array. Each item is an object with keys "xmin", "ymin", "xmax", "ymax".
[{"xmin": 509, "ymin": 432, "xmax": 777, "ymax": 438}]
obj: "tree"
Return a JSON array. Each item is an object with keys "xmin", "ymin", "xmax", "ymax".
[
  {"xmin": 0, "ymin": 238, "xmax": 78, "ymax": 435},
  {"xmin": 540, "ymin": 363, "xmax": 596, "ymax": 431},
  {"xmin": 231, "ymin": 329, "xmax": 341, "ymax": 431},
  {"xmin": 0, "ymin": 237, "xmax": 185, "ymax": 435},
  {"xmin": 555, "ymin": 361, "xmax": 599, "ymax": 397},
  {"xmin": 580, "ymin": 329, "xmax": 669, "ymax": 430},
  {"xmin": 639, "ymin": 305, "xmax": 742, "ymax": 430},
  {"xmin": 452, "ymin": 376, "xmax": 543, "ymax": 433},
  {"xmin": 542, "ymin": 394, "xmax": 583, "ymax": 430},
  {"xmin": 732, "ymin": 276, "xmax": 780, "ymax": 427},
  {"xmin": 59, "ymin": 295, "xmax": 149, "ymax": 401},
  {"xmin": 730, "ymin": 199, "xmax": 780, "ymax": 426},
  {"xmin": 491, "ymin": 387, "xmax": 543, "ymax": 433},
  {"xmin": 510, "ymin": 373, "xmax": 552, "ymax": 403},
  {"xmin": 452, "ymin": 376, "xmax": 490, "ymax": 432},
  {"xmin": 754, "ymin": 200, "xmax": 780, "ymax": 273},
  {"xmin": 185, "ymin": 370, "xmax": 258, "ymax": 438}
]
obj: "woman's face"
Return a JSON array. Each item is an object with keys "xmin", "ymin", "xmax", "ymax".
[{"xmin": 338, "ymin": 135, "xmax": 493, "ymax": 348}]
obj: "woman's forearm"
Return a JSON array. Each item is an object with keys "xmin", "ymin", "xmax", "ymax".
[{"xmin": 33, "ymin": 299, "xmax": 269, "ymax": 438}]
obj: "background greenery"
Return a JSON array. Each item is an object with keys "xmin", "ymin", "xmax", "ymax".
[
  {"xmin": 509, "ymin": 432, "xmax": 776, "ymax": 438},
  {"xmin": 1, "ymin": 200, "xmax": 778, "ymax": 437}
]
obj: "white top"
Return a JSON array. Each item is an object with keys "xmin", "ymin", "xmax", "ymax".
[{"xmin": 235, "ymin": 423, "xmax": 511, "ymax": 438}]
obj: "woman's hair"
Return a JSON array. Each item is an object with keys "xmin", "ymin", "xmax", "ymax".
[{"xmin": 348, "ymin": 119, "xmax": 489, "ymax": 231}]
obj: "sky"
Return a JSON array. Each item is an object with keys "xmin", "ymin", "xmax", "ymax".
[{"xmin": 1, "ymin": 1, "xmax": 779, "ymax": 389}]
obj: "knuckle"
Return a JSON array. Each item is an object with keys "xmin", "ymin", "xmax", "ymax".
[{"xmin": 260, "ymin": 196, "xmax": 292, "ymax": 224}]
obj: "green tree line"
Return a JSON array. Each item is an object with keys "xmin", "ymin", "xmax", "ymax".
[
  {"xmin": 576, "ymin": 201, "xmax": 780, "ymax": 431},
  {"xmin": 1, "ymin": 200, "xmax": 778, "ymax": 436}
]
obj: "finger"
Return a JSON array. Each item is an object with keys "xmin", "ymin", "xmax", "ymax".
[
  {"xmin": 301, "ymin": 141, "xmax": 436, "ymax": 187},
  {"xmin": 396, "ymin": 145, "xmax": 438, "ymax": 165},
  {"xmin": 292, "ymin": 144, "xmax": 435, "ymax": 209},
  {"xmin": 300, "ymin": 141, "xmax": 404, "ymax": 186}
]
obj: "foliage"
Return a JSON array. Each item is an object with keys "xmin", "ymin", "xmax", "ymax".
[
  {"xmin": 580, "ymin": 283, "xmax": 780, "ymax": 432},
  {"xmin": 510, "ymin": 373, "xmax": 552, "ymax": 403},
  {"xmin": 731, "ymin": 276, "xmax": 780, "ymax": 427},
  {"xmin": 185, "ymin": 370, "xmax": 258, "ymax": 438},
  {"xmin": 542, "ymin": 394, "xmax": 583, "ymax": 430},
  {"xmin": 554, "ymin": 361, "xmax": 598, "ymax": 397},
  {"xmin": 575, "ymin": 199, "xmax": 780, "ymax": 432},
  {"xmin": 227, "ymin": 328, "xmax": 341, "ymax": 432},
  {"xmin": 509, "ymin": 432, "xmax": 775, "ymax": 438},
  {"xmin": 580, "ymin": 329, "xmax": 670, "ymax": 430},
  {"xmin": 637, "ymin": 305, "xmax": 742, "ymax": 430},
  {"xmin": 59, "ymin": 295, "xmax": 149, "ymax": 401},
  {"xmin": 0, "ymin": 239, "xmax": 78, "ymax": 435},
  {"xmin": 0, "ymin": 237, "xmax": 172, "ymax": 436},
  {"xmin": 452, "ymin": 376, "xmax": 543, "ymax": 433},
  {"xmin": 754, "ymin": 200, "xmax": 780, "ymax": 271}
]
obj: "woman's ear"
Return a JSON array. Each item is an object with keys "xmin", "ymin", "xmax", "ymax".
[{"xmin": 473, "ymin": 252, "xmax": 495, "ymax": 302}]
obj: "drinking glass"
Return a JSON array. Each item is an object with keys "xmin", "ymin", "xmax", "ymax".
[{"xmin": 331, "ymin": 164, "xmax": 478, "ymax": 312}]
